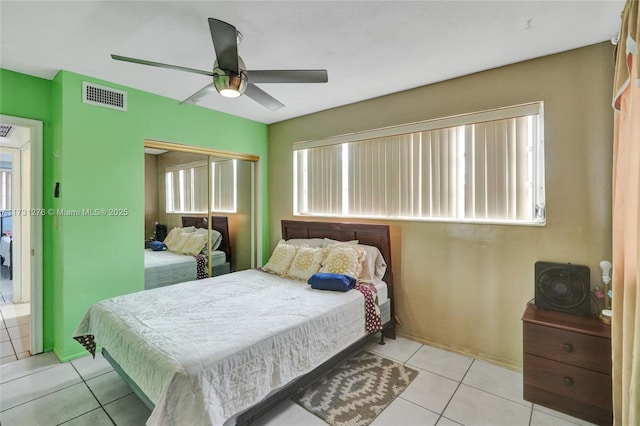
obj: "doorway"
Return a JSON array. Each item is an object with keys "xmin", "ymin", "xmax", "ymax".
[{"xmin": 0, "ymin": 115, "xmax": 43, "ymax": 362}]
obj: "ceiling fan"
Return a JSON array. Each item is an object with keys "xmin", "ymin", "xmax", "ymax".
[{"xmin": 111, "ymin": 18, "xmax": 328, "ymax": 111}]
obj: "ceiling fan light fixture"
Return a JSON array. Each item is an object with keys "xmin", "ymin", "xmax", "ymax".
[{"xmin": 214, "ymin": 73, "xmax": 247, "ymax": 98}]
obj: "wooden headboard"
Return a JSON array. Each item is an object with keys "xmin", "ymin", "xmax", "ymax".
[
  {"xmin": 181, "ymin": 216, "xmax": 232, "ymax": 264},
  {"xmin": 281, "ymin": 219, "xmax": 395, "ymax": 338}
]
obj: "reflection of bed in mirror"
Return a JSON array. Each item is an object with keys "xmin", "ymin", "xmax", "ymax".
[
  {"xmin": 76, "ymin": 220, "xmax": 395, "ymax": 426},
  {"xmin": 0, "ymin": 211, "xmax": 12, "ymax": 280},
  {"xmin": 143, "ymin": 216, "xmax": 232, "ymax": 290}
]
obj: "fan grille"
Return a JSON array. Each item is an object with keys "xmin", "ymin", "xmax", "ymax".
[
  {"xmin": 0, "ymin": 125, "xmax": 13, "ymax": 138},
  {"xmin": 538, "ymin": 268, "xmax": 589, "ymax": 308}
]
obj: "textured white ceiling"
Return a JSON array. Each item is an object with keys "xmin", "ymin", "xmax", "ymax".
[{"xmin": 0, "ymin": 1, "xmax": 625, "ymax": 124}]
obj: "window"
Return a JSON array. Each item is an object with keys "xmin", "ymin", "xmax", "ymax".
[
  {"xmin": 0, "ymin": 170, "xmax": 10, "ymax": 210},
  {"xmin": 165, "ymin": 159, "xmax": 237, "ymax": 214},
  {"xmin": 294, "ymin": 102, "xmax": 545, "ymax": 225}
]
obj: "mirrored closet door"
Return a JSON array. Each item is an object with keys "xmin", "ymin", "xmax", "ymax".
[{"xmin": 143, "ymin": 140, "xmax": 258, "ymax": 289}]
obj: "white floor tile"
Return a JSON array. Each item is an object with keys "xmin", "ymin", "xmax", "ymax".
[
  {"xmin": 10, "ymin": 335, "xmax": 29, "ymax": 354},
  {"xmin": 0, "ymin": 340, "xmax": 14, "ymax": 357},
  {"xmin": 253, "ymin": 399, "xmax": 328, "ymax": 426},
  {"xmin": 0, "ymin": 328, "xmax": 9, "ymax": 342},
  {"xmin": 365, "ymin": 335, "xmax": 423, "ymax": 363},
  {"xmin": 103, "ymin": 393, "xmax": 152, "ymax": 426},
  {"xmin": 531, "ymin": 408, "xmax": 592, "ymax": 426},
  {"xmin": 462, "ymin": 359, "xmax": 531, "ymax": 407},
  {"xmin": 0, "ymin": 353, "xmax": 17, "ymax": 364},
  {"xmin": 399, "ymin": 368, "xmax": 459, "ymax": 414},
  {"xmin": 0, "ymin": 350, "xmax": 60, "ymax": 383},
  {"xmin": 533, "ymin": 404, "xmax": 599, "ymax": 426},
  {"xmin": 7, "ymin": 323, "xmax": 29, "ymax": 340},
  {"xmin": 71, "ymin": 352, "xmax": 114, "ymax": 380},
  {"xmin": 59, "ymin": 408, "xmax": 115, "ymax": 426},
  {"xmin": 443, "ymin": 384, "xmax": 531, "ymax": 426},
  {"xmin": 0, "ymin": 302, "xmax": 30, "ymax": 319},
  {"xmin": 436, "ymin": 417, "xmax": 464, "ymax": 425},
  {"xmin": 370, "ymin": 396, "xmax": 440, "ymax": 426},
  {"xmin": 3, "ymin": 314, "xmax": 28, "ymax": 328},
  {"xmin": 0, "ymin": 362, "xmax": 81, "ymax": 410},
  {"xmin": 86, "ymin": 370, "xmax": 134, "ymax": 405},
  {"xmin": 0, "ymin": 383, "xmax": 99, "ymax": 426},
  {"xmin": 407, "ymin": 345, "xmax": 473, "ymax": 381}
]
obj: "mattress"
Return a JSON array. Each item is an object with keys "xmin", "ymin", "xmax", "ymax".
[
  {"xmin": 75, "ymin": 269, "xmax": 387, "ymax": 426},
  {"xmin": 144, "ymin": 249, "xmax": 227, "ymax": 289}
]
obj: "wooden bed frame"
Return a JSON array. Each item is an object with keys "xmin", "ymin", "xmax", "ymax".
[
  {"xmin": 181, "ymin": 215, "xmax": 232, "ymax": 264},
  {"xmin": 235, "ymin": 219, "xmax": 396, "ymax": 425}
]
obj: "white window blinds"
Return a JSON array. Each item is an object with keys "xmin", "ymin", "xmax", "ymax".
[
  {"xmin": 165, "ymin": 159, "xmax": 237, "ymax": 214},
  {"xmin": 293, "ymin": 102, "xmax": 545, "ymax": 225}
]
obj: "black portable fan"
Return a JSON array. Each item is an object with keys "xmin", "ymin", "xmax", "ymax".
[
  {"xmin": 534, "ymin": 261, "xmax": 591, "ymax": 316},
  {"xmin": 111, "ymin": 18, "xmax": 328, "ymax": 110}
]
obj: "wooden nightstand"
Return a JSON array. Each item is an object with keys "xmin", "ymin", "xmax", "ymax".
[{"xmin": 522, "ymin": 303, "xmax": 612, "ymax": 425}]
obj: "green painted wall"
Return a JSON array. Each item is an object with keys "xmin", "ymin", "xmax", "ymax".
[
  {"xmin": 0, "ymin": 69, "xmax": 56, "ymax": 351},
  {"xmin": 1, "ymin": 68, "xmax": 269, "ymax": 361}
]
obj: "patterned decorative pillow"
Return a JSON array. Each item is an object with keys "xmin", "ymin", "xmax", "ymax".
[
  {"xmin": 319, "ymin": 244, "xmax": 366, "ymax": 278},
  {"xmin": 168, "ymin": 232, "xmax": 192, "ymax": 253},
  {"xmin": 263, "ymin": 240, "xmax": 299, "ymax": 276},
  {"xmin": 180, "ymin": 232, "xmax": 209, "ymax": 256},
  {"xmin": 287, "ymin": 246, "xmax": 327, "ymax": 281},
  {"xmin": 163, "ymin": 227, "xmax": 181, "ymax": 248}
]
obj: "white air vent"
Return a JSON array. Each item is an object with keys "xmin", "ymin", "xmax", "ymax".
[
  {"xmin": 0, "ymin": 125, "xmax": 13, "ymax": 138},
  {"xmin": 82, "ymin": 81, "xmax": 127, "ymax": 111}
]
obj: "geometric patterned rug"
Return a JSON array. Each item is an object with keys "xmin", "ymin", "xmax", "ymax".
[{"xmin": 292, "ymin": 351, "xmax": 419, "ymax": 426}]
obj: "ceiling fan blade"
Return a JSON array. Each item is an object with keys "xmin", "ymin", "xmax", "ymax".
[
  {"xmin": 111, "ymin": 54, "xmax": 214, "ymax": 77},
  {"xmin": 180, "ymin": 82, "xmax": 217, "ymax": 105},
  {"xmin": 208, "ymin": 18, "xmax": 239, "ymax": 74},
  {"xmin": 244, "ymin": 84, "xmax": 285, "ymax": 111},
  {"xmin": 246, "ymin": 70, "xmax": 328, "ymax": 84}
]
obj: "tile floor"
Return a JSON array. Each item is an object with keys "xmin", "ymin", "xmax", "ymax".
[
  {"xmin": 0, "ymin": 336, "xmax": 597, "ymax": 426},
  {"xmin": 1, "ymin": 264, "xmax": 33, "ymax": 363}
]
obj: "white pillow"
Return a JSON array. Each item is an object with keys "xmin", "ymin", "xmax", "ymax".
[
  {"xmin": 285, "ymin": 238, "xmax": 325, "ymax": 248},
  {"xmin": 322, "ymin": 238, "xmax": 359, "ymax": 248},
  {"xmin": 263, "ymin": 240, "xmax": 299, "ymax": 276},
  {"xmin": 182, "ymin": 226, "xmax": 196, "ymax": 233},
  {"xmin": 287, "ymin": 246, "xmax": 326, "ymax": 281},
  {"xmin": 195, "ymin": 228, "xmax": 223, "ymax": 251},
  {"xmin": 358, "ymin": 244, "xmax": 387, "ymax": 283}
]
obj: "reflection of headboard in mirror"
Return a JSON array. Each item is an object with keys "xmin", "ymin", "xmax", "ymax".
[{"xmin": 181, "ymin": 216, "xmax": 232, "ymax": 264}]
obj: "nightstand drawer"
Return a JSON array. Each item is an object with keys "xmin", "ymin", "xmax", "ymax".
[
  {"xmin": 523, "ymin": 322, "xmax": 611, "ymax": 373},
  {"xmin": 523, "ymin": 353, "xmax": 612, "ymax": 410}
]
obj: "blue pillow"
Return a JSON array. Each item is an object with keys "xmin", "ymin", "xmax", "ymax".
[
  {"xmin": 150, "ymin": 241, "xmax": 167, "ymax": 251},
  {"xmin": 308, "ymin": 273, "xmax": 356, "ymax": 292}
]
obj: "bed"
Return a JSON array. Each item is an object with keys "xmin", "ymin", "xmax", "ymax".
[
  {"xmin": 0, "ymin": 212, "xmax": 12, "ymax": 280},
  {"xmin": 144, "ymin": 216, "xmax": 232, "ymax": 290},
  {"xmin": 75, "ymin": 220, "xmax": 396, "ymax": 426}
]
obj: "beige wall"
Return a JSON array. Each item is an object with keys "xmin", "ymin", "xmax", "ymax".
[{"xmin": 268, "ymin": 42, "xmax": 614, "ymax": 370}]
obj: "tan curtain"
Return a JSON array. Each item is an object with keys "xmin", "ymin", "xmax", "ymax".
[{"xmin": 612, "ymin": 1, "xmax": 640, "ymax": 425}]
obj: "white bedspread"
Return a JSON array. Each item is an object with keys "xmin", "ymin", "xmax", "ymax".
[{"xmin": 75, "ymin": 269, "xmax": 374, "ymax": 426}]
